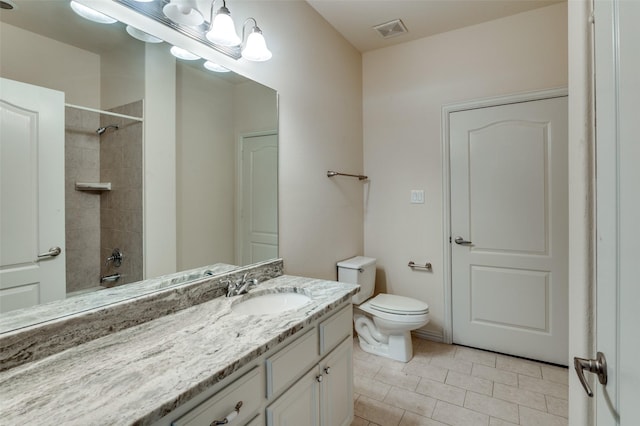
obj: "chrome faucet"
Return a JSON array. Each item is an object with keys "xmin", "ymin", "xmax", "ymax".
[{"xmin": 225, "ymin": 273, "xmax": 259, "ymax": 297}]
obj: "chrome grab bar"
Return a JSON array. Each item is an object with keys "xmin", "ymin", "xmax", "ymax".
[
  {"xmin": 37, "ymin": 246, "xmax": 62, "ymax": 259},
  {"xmin": 408, "ymin": 261, "xmax": 432, "ymax": 271},
  {"xmin": 327, "ymin": 170, "xmax": 368, "ymax": 181}
]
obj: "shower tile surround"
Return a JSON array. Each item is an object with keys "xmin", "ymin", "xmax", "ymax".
[
  {"xmin": 0, "ymin": 259, "xmax": 283, "ymax": 371},
  {"xmin": 64, "ymin": 101, "xmax": 143, "ymax": 292},
  {"xmin": 64, "ymin": 107, "xmax": 101, "ymax": 292},
  {"xmin": 100, "ymin": 101, "xmax": 143, "ymax": 286},
  {"xmin": 0, "ymin": 260, "xmax": 359, "ymax": 425}
]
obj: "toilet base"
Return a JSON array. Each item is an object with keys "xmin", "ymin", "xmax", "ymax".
[{"xmin": 356, "ymin": 331, "xmax": 413, "ymax": 362}]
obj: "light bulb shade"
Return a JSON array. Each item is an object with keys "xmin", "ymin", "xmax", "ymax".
[
  {"xmin": 70, "ymin": 1, "xmax": 117, "ymax": 24},
  {"xmin": 206, "ymin": 9, "xmax": 241, "ymax": 46},
  {"xmin": 163, "ymin": 0, "xmax": 204, "ymax": 27},
  {"xmin": 241, "ymin": 30, "xmax": 272, "ymax": 62},
  {"xmin": 126, "ymin": 25, "xmax": 163, "ymax": 43},
  {"xmin": 204, "ymin": 61, "xmax": 230, "ymax": 73},
  {"xmin": 170, "ymin": 46, "xmax": 200, "ymax": 60}
]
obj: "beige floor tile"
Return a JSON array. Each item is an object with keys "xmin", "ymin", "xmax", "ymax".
[
  {"xmin": 403, "ymin": 360, "xmax": 448, "ymax": 382},
  {"xmin": 416, "ymin": 377, "xmax": 467, "ymax": 406},
  {"xmin": 519, "ymin": 406, "xmax": 568, "ymax": 426},
  {"xmin": 355, "ymin": 395, "xmax": 405, "ymax": 426},
  {"xmin": 518, "ymin": 374, "xmax": 569, "ymax": 400},
  {"xmin": 445, "ymin": 370, "xmax": 493, "ymax": 396},
  {"xmin": 546, "ymin": 395, "xmax": 569, "ymax": 418},
  {"xmin": 354, "ymin": 374, "xmax": 392, "ymax": 401},
  {"xmin": 399, "ymin": 411, "xmax": 449, "ymax": 426},
  {"xmin": 418, "ymin": 340, "xmax": 458, "ymax": 358},
  {"xmin": 384, "ymin": 386, "xmax": 437, "ymax": 418},
  {"xmin": 493, "ymin": 383, "xmax": 547, "ymax": 412},
  {"xmin": 463, "ymin": 392, "xmax": 519, "ymax": 424},
  {"xmin": 432, "ymin": 400, "xmax": 490, "ymax": 426},
  {"xmin": 354, "ymin": 392, "xmax": 361, "ymax": 401},
  {"xmin": 430, "ymin": 354, "xmax": 473, "ymax": 375},
  {"xmin": 496, "ymin": 355, "xmax": 542, "ymax": 378},
  {"xmin": 455, "ymin": 346, "xmax": 497, "ymax": 367},
  {"xmin": 471, "ymin": 364, "xmax": 518, "ymax": 387},
  {"xmin": 376, "ymin": 368, "xmax": 422, "ymax": 391},
  {"xmin": 489, "ymin": 418, "xmax": 519, "ymax": 426},
  {"xmin": 541, "ymin": 365, "xmax": 569, "ymax": 385},
  {"xmin": 354, "ymin": 357, "xmax": 383, "ymax": 379},
  {"xmin": 351, "ymin": 416, "xmax": 370, "ymax": 426}
]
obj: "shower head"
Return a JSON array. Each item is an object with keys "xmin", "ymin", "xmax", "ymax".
[{"xmin": 96, "ymin": 124, "xmax": 119, "ymax": 135}]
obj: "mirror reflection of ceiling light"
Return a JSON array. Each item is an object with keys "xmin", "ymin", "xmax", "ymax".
[
  {"xmin": 126, "ymin": 25, "xmax": 163, "ymax": 43},
  {"xmin": 170, "ymin": 46, "xmax": 200, "ymax": 60},
  {"xmin": 69, "ymin": 1, "xmax": 117, "ymax": 24},
  {"xmin": 203, "ymin": 61, "xmax": 230, "ymax": 73}
]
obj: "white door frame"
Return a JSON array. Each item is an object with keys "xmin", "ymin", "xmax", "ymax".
[
  {"xmin": 440, "ymin": 87, "xmax": 568, "ymax": 344},
  {"xmin": 235, "ymin": 130, "xmax": 278, "ymax": 265}
]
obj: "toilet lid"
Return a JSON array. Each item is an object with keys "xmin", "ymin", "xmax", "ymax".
[{"xmin": 369, "ymin": 294, "xmax": 429, "ymax": 315}]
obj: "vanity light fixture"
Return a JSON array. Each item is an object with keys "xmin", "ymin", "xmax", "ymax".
[
  {"xmin": 126, "ymin": 25, "xmax": 163, "ymax": 43},
  {"xmin": 204, "ymin": 61, "xmax": 230, "ymax": 72},
  {"xmin": 163, "ymin": 0, "xmax": 204, "ymax": 27},
  {"xmin": 240, "ymin": 18, "xmax": 272, "ymax": 62},
  {"xmin": 170, "ymin": 46, "xmax": 200, "ymax": 60},
  {"xmin": 205, "ymin": 0, "xmax": 241, "ymax": 47},
  {"xmin": 70, "ymin": 1, "xmax": 118, "ymax": 24}
]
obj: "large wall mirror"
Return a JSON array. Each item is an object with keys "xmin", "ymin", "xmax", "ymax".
[{"xmin": 0, "ymin": 0, "xmax": 278, "ymax": 322}]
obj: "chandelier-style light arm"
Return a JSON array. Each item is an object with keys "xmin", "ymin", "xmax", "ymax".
[{"xmin": 241, "ymin": 17, "xmax": 258, "ymax": 43}]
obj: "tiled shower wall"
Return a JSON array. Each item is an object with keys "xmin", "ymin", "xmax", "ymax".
[
  {"xmin": 65, "ymin": 108, "xmax": 101, "ymax": 293},
  {"xmin": 100, "ymin": 101, "xmax": 143, "ymax": 286}
]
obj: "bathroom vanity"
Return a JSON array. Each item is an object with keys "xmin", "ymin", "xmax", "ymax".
[{"xmin": 0, "ymin": 261, "xmax": 359, "ymax": 425}]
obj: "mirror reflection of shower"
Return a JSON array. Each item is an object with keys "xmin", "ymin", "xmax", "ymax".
[{"xmin": 65, "ymin": 102, "xmax": 143, "ymax": 296}]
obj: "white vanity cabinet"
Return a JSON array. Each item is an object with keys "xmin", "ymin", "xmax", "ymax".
[
  {"xmin": 164, "ymin": 303, "xmax": 353, "ymax": 426},
  {"xmin": 265, "ymin": 305, "xmax": 353, "ymax": 426}
]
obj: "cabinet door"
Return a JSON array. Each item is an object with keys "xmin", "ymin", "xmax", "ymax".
[
  {"xmin": 320, "ymin": 338, "xmax": 353, "ymax": 426},
  {"xmin": 266, "ymin": 367, "xmax": 320, "ymax": 426}
]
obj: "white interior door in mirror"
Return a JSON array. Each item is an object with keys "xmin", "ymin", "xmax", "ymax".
[
  {"xmin": 0, "ymin": 78, "xmax": 66, "ymax": 313},
  {"xmin": 240, "ymin": 132, "xmax": 278, "ymax": 265},
  {"xmin": 450, "ymin": 96, "xmax": 568, "ymax": 365}
]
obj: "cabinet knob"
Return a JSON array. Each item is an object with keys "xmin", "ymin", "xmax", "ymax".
[
  {"xmin": 316, "ymin": 374, "xmax": 323, "ymax": 383},
  {"xmin": 324, "ymin": 366, "xmax": 331, "ymax": 375},
  {"xmin": 210, "ymin": 401, "xmax": 242, "ymax": 425}
]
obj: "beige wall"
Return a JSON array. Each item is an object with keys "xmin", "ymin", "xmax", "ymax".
[
  {"xmin": 362, "ymin": 3, "xmax": 568, "ymax": 338},
  {"xmin": 0, "ymin": 23, "xmax": 101, "ymax": 107}
]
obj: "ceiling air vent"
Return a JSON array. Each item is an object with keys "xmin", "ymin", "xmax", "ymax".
[{"xmin": 373, "ymin": 19, "xmax": 408, "ymax": 39}]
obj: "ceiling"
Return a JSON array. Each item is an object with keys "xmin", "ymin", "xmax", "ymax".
[{"xmin": 305, "ymin": 0, "xmax": 564, "ymax": 53}]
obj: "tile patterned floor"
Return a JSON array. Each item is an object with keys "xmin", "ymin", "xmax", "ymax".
[{"xmin": 351, "ymin": 337, "xmax": 569, "ymax": 426}]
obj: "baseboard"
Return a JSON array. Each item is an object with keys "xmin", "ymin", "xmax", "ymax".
[{"xmin": 412, "ymin": 329, "xmax": 444, "ymax": 343}]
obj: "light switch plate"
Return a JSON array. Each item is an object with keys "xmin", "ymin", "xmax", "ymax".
[{"xmin": 410, "ymin": 190, "xmax": 424, "ymax": 204}]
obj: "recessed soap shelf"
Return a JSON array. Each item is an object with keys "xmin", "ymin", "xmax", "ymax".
[{"xmin": 75, "ymin": 182, "xmax": 112, "ymax": 192}]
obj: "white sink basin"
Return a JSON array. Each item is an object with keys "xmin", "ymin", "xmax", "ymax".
[{"xmin": 231, "ymin": 292, "xmax": 311, "ymax": 315}]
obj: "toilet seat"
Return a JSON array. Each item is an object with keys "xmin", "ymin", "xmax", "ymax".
[
  {"xmin": 357, "ymin": 294, "xmax": 429, "ymax": 324},
  {"xmin": 369, "ymin": 294, "xmax": 429, "ymax": 315}
]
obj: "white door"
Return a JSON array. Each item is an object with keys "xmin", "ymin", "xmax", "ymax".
[
  {"xmin": 590, "ymin": 0, "xmax": 640, "ymax": 422},
  {"xmin": 450, "ymin": 96, "xmax": 568, "ymax": 365},
  {"xmin": 239, "ymin": 133, "xmax": 278, "ymax": 265},
  {"xmin": 0, "ymin": 78, "xmax": 66, "ymax": 312}
]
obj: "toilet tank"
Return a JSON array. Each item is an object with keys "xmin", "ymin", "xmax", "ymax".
[{"xmin": 337, "ymin": 256, "xmax": 376, "ymax": 305}]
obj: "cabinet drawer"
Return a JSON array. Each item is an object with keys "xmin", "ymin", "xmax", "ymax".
[
  {"xmin": 173, "ymin": 366, "xmax": 263, "ymax": 426},
  {"xmin": 319, "ymin": 304, "xmax": 352, "ymax": 355},
  {"xmin": 266, "ymin": 328, "xmax": 318, "ymax": 399}
]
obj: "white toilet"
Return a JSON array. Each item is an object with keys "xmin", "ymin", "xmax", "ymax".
[{"xmin": 338, "ymin": 256, "xmax": 429, "ymax": 362}]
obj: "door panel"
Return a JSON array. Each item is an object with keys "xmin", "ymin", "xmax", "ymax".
[
  {"xmin": 450, "ymin": 96, "xmax": 568, "ymax": 365},
  {"xmin": 0, "ymin": 78, "xmax": 66, "ymax": 312},
  {"xmin": 240, "ymin": 133, "xmax": 278, "ymax": 265}
]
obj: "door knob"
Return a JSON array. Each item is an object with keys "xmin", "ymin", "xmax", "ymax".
[
  {"xmin": 574, "ymin": 352, "xmax": 607, "ymax": 397},
  {"xmin": 454, "ymin": 237, "xmax": 472, "ymax": 245},
  {"xmin": 37, "ymin": 246, "xmax": 62, "ymax": 259}
]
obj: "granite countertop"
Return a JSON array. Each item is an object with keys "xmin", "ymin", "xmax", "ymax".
[{"xmin": 0, "ymin": 275, "xmax": 359, "ymax": 425}]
